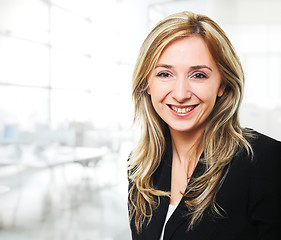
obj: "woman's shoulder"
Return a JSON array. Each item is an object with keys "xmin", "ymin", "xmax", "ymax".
[
  {"xmin": 247, "ymin": 129, "xmax": 281, "ymax": 157},
  {"xmin": 231, "ymin": 129, "xmax": 281, "ymax": 171},
  {"xmin": 239, "ymin": 129, "xmax": 281, "ymax": 181}
]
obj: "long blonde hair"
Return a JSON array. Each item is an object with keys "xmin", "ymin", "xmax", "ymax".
[{"xmin": 128, "ymin": 11, "xmax": 254, "ymax": 233}]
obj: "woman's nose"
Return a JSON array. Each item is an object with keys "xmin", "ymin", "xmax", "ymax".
[{"xmin": 172, "ymin": 77, "xmax": 192, "ymax": 102}]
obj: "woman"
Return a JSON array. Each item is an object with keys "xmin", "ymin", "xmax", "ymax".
[{"xmin": 127, "ymin": 11, "xmax": 281, "ymax": 240}]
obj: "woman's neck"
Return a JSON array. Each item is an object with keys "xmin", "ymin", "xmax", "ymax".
[
  {"xmin": 169, "ymin": 128, "xmax": 204, "ymax": 205},
  {"xmin": 169, "ymin": 127, "xmax": 204, "ymax": 165}
]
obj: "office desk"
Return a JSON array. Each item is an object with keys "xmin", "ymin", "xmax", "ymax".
[{"xmin": 0, "ymin": 144, "xmax": 108, "ymax": 168}]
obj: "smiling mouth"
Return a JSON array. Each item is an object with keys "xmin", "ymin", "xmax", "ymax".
[{"xmin": 169, "ymin": 104, "xmax": 197, "ymax": 114}]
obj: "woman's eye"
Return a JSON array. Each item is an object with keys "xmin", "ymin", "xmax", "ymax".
[
  {"xmin": 192, "ymin": 72, "xmax": 207, "ymax": 79},
  {"xmin": 156, "ymin": 72, "xmax": 171, "ymax": 78}
]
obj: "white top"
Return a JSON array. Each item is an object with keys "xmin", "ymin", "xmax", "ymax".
[{"xmin": 159, "ymin": 204, "xmax": 178, "ymax": 240}]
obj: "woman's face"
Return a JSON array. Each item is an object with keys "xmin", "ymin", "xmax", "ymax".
[{"xmin": 147, "ymin": 36, "xmax": 224, "ymax": 136}]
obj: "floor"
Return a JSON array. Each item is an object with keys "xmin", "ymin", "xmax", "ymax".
[{"xmin": 0, "ymin": 152, "xmax": 131, "ymax": 240}]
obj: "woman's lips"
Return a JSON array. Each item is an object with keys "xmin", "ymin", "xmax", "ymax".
[{"xmin": 168, "ymin": 104, "xmax": 197, "ymax": 114}]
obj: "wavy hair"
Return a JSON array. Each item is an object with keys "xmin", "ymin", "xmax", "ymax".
[{"xmin": 128, "ymin": 11, "xmax": 254, "ymax": 233}]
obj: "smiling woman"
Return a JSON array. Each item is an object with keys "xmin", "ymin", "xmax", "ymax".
[
  {"xmin": 127, "ymin": 11, "xmax": 281, "ymax": 240},
  {"xmin": 147, "ymin": 36, "xmax": 224, "ymax": 136}
]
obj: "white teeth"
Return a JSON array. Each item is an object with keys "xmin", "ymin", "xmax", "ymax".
[{"xmin": 171, "ymin": 105, "xmax": 194, "ymax": 114}]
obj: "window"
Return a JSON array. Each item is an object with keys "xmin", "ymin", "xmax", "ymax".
[{"xmin": 0, "ymin": 0, "xmax": 94, "ymax": 135}]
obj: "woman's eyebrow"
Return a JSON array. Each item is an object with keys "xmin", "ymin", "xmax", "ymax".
[
  {"xmin": 155, "ymin": 64, "xmax": 174, "ymax": 69},
  {"xmin": 190, "ymin": 65, "xmax": 213, "ymax": 72}
]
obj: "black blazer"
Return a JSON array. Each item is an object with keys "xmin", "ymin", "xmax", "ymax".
[{"xmin": 128, "ymin": 130, "xmax": 281, "ymax": 239}]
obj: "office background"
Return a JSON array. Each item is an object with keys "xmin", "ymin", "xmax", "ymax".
[{"xmin": 0, "ymin": 0, "xmax": 281, "ymax": 239}]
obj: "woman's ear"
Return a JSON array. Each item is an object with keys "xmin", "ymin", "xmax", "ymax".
[
  {"xmin": 146, "ymin": 75, "xmax": 151, "ymax": 95},
  {"xmin": 217, "ymin": 83, "xmax": 226, "ymax": 97},
  {"xmin": 147, "ymin": 86, "xmax": 151, "ymax": 95}
]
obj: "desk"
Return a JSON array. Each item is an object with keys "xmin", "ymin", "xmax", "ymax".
[
  {"xmin": 0, "ymin": 145, "xmax": 108, "ymax": 168},
  {"xmin": 0, "ymin": 144, "xmax": 108, "ymax": 197}
]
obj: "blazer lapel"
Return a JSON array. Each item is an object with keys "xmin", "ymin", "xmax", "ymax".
[
  {"xmin": 163, "ymin": 159, "xmax": 206, "ymax": 239},
  {"xmin": 137, "ymin": 134, "xmax": 173, "ymax": 239}
]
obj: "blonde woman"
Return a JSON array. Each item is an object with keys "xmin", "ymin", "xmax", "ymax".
[{"xmin": 128, "ymin": 11, "xmax": 281, "ymax": 240}]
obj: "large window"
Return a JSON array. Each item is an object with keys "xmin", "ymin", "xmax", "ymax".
[
  {"xmin": 0, "ymin": 0, "xmax": 135, "ymax": 146},
  {"xmin": 2, "ymin": 0, "xmax": 281, "ymax": 143},
  {"xmin": 0, "ymin": 0, "xmax": 93, "ymax": 131}
]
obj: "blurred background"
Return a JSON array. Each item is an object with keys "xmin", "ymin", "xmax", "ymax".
[{"xmin": 0, "ymin": 0, "xmax": 280, "ymax": 239}]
